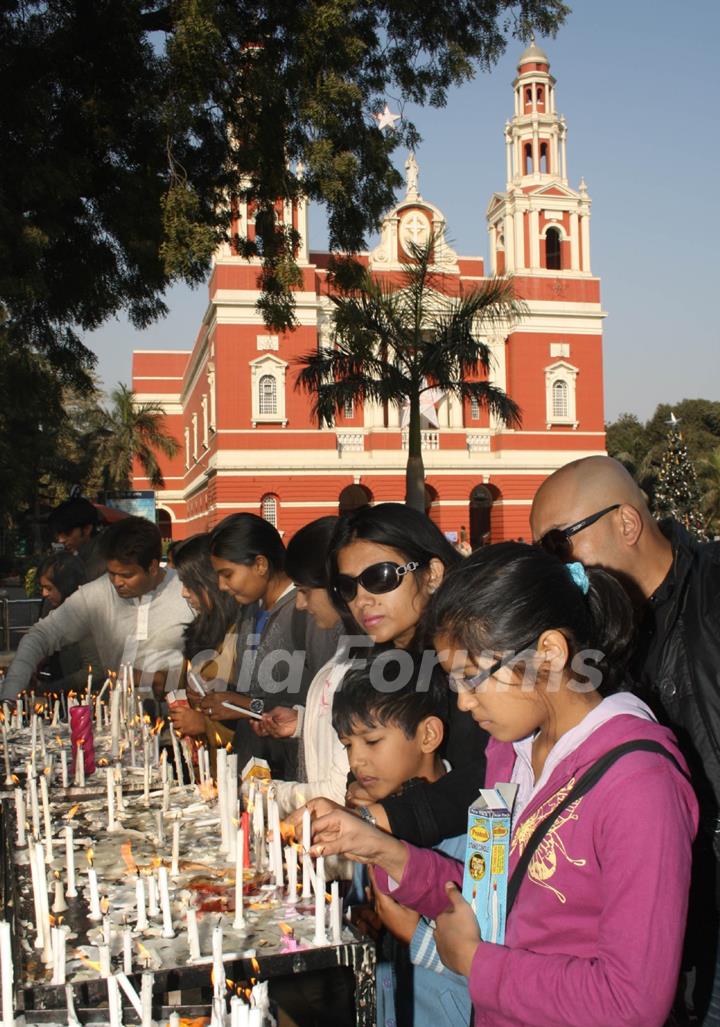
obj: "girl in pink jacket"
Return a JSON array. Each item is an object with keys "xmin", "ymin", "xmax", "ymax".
[{"xmin": 310, "ymin": 542, "xmax": 698, "ymax": 1027}]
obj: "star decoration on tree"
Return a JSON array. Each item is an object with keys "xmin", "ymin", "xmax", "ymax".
[{"xmin": 374, "ymin": 103, "xmax": 401, "ymax": 131}]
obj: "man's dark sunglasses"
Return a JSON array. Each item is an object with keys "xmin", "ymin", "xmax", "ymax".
[
  {"xmin": 537, "ymin": 504, "xmax": 620, "ymax": 560},
  {"xmin": 333, "ymin": 560, "xmax": 424, "ymax": 603}
]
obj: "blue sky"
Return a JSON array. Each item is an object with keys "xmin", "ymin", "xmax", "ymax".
[{"xmin": 85, "ymin": 0, "xmax": 720, "ymax": 423}]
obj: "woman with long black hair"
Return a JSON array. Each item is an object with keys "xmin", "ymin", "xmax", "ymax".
[
  {"xmin": 206, "ymin": 512, "xmax": 340, "ymax": 779},
  {"xmin": 168, "ymin": 534, "xmax": 241, "ymax": 744}
]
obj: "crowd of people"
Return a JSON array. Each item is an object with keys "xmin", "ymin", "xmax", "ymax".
[{"xmin": 2, "ymin": 454, "xmax": 719, "ymax": 1027}]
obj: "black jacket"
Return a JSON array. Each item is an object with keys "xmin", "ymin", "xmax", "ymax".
[{"xmin": 632, "ymin": 520, "xmax": 720, "ymax": 847}]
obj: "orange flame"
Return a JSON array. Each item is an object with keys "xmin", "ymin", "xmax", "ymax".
[
  {"xmin": 121, "ymin": 842, "xmax": 137, "ymax": 875},
  {"xmin": 78, "ymin": 952, "xmax": 102, "ymax": 973},
  {"xmin": 278, "ymin": 922, "xmax": 293, "ymax": 936},
  {"xmin": 250, "ymin": 957, "xmax": 260, "ymax": 975},
  {"xmin": 87, "ymin": 848, "xmax": 94, "ymax": 867},
  {"xmin": 65, "ymin": 804, "xmax": 80, "ymax": 821}
]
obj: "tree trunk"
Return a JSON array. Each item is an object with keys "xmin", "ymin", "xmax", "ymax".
[{"xmin": 404, "ymin": 390, "xmax": 426, "ymax": 512}]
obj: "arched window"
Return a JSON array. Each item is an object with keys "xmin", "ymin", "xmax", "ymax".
[
  {"xmin": 540, "ymin": 142, "xmax": 548, "ymax": 173},
  {"xmin": 338, "ymin": 484, "xmax": 372, "ymax": 514},
  {"xmin": 545, "ymin": 227, "xmax": 561, "ymax": 270},
  {"xmin": 536, "ymin": 86, "xmax": 544, "ymax": 104},
  {"xmin": 524, "ymin": 142, "xmax": 533, "ymax": 175},
  {"xmin": 525, "ymin": 86, "xmax": 532, "ymax": 103},
  {"xmin": 343, "ymin": 398, "xmax": 354, "ymax": 419},
  {"xmin": 469, "ymin": 484, "xmax": 496, "ymax": 549},
  {"xmin": 552, "ymin": 380, "xmax": 569, "ymax": 419},
  {"xmin": 258, "ymin": 374, "xmax": 277, "ymax": 415},
  {"xmin": 470, "ymin": 396, "xmax": 480, "ymax": 420},
  {"xmin": 261, "ymin": 494, "xmax": 278, "ymax": 527}
]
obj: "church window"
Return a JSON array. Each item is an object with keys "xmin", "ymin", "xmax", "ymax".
[
  {"xmin": 259, "ymin": 374, "xmax": 277, "ymax": 415},
  {"xmin": 343, "ymin": 398, "xmax": 354, "ymax": 419},
  {"xmin": 261, "ymin": 494, "xmax": 278, "ymax": 527},
  {"xmin": 524, "ymin": 143, "xmax": 533, "ymax": 175},
  {"xmin": 525, "ymin": 86, "xmax": 532, "ymax": 103},
  {"xmin": 552, "ymin": 380, "xmax": 568, "ymax": 419},
  {"xmin": 545, "ymin": 361, "xmax": 578, "ymax": 428},
  {"xmin": 537, "ymin": 86, "xmax": 544, "ymax": 103},
  {"xmin": 540, "ymin": 142, "xmax": 549, "ymax": 173},
  {"xmin": 470, "ymin": 396, "xmax": 480, "ymax": 420},
  {"xmin": 545, "ymin": 227, "xmax": 561, "ymax": 270}
]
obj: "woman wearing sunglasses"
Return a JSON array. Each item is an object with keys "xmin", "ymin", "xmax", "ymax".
[{"xmin": 296, "ymin": 502, "xmax": 489, "ymax": 851}]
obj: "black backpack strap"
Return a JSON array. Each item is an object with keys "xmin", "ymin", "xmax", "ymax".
[{"xmin": 506, "ymin": 740, "xmax": 686, "ymax": 918}]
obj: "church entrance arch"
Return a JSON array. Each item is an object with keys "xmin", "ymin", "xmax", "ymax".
[
  {"xmin": 469, "ymin": 484, "xmax": 497, "ymax": 549},
  {"xmin": 338, "ymin": 484, "xmax": 373, "ymax": 515}
]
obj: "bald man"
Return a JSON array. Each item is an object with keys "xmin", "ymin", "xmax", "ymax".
[{"xmin": 532, "ymin": 455, "xmax": 720, "ymax": 1023}]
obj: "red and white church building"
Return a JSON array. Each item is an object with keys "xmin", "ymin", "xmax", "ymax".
[{"xmin": 132, "ymin": 42, "xmax": 607, "ymax": 545}]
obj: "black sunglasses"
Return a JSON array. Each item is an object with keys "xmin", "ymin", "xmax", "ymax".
[
  {"xmin": 333, "ymin": 560, "xmax": 424, "ymax": 603},
  {"xmin": 448, "ymin": 639, "xmax": 538, "ymax": 693},
  {"xmin": 538, "ymin": 504, "xmax": 620, "ymax": 561}
]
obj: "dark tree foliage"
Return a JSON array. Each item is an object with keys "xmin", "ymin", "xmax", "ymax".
[{"xmin": 0, "ymin": 0, "xmax": 569, "ymax": 378}]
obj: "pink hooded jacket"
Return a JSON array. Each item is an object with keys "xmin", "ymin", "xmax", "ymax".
[{"xmin": 375, "ymin": 702, "xmax": 698, "ymax": 1027}]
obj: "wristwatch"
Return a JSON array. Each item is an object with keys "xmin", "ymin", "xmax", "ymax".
[
  {"xmin": 357, "ymin": 806, "xmax": 377, "ymax": 827},
  {"xmin": 249, "ymin": 698, "xmax": 265, "ymax": 715}
]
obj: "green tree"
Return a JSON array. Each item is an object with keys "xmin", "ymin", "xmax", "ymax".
[
  {"xmin": 652, "ymin": 415, "xmax": 706, "ymax": 540},
  {"xmin": 0, "ymin": 0, "xmax": 568, "ymax": 382},
  {"xmin": 295, "ymin": 238, "xmax": 523, "ymax": 510},
  {"xmin": 697, "ymin": 446, "xmax": 720, "ymax": 538},
  {"xmin": 90, "ymin": 384, "xmax": 179, "ymax": 491}
]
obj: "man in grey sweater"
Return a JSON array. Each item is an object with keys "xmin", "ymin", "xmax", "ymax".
[{"xmin": 1, "ymin": 517, "xmax": 192, "ymax": 702}]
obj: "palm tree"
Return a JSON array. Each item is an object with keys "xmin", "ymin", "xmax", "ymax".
[
  {"xmin": 90, "ymin": 384, "xmax": 179, "ymax": 491},
  {"xmin": 296, "ymin": 238, "xmax": 524, "ymax": 511}
]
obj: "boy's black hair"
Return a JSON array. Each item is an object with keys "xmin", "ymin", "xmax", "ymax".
[
  {"xmin": 98, "ymin": 516, "xmax": 162, "ymax": 570},
  {"xmin": 48, "ymin": 498, "xmax": 99, "ymax": 537},
  {"xmin": 332, "ymin": 650, "xmax": 449, "ymax": 740}
]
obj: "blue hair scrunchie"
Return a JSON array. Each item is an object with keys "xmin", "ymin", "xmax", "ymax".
[{"xmin": 566, "ymin": 561, "xmax": 590, "ymax": 595}]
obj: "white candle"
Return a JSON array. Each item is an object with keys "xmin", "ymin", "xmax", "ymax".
[
  {"xmin": 135, "ymin": 875, "xmax": 148, "ymax": 932},
  {"xmin": 76, "ymin": 742, "xmax": 85, "ymax": 788},
  {"xmin": 52, "ymin": 871, "xmax": 67, "ymax": 913},
  {"xmin": 51, "ymin": 924, "xmax": 67, "ymax": 986},
  {"xmin": 123, "ymin": 925, "xmax": 132, "ymax": 974},
  {"xmin": 143, "ymin": 743, "xmax": 150, "ymax": 807},
  {"xmin": 101, "ymin": 768, "xmax": 114, "ymax": 829},
  {"xmin": 60, "ymin": 749, "xmax": 68, "ymax": 789},
  {"xmin": 110, "ymin": 684, "xmax": 120, "ymax": 760},
  {"xmin": 40, "ymin": 772, "xmax": 54, "ymax": 862},
  {"xmin": 158, "ymin": 867, "xmax": 174, "ymax": 938},
  {"xmin": 313, "ymin": 855, "xmax": 326, "ymax": 946},
  {"xmin": 99, "ymin": 943, "xmax": 111, "ymax": 978},
  {"xmin": 227, "ymin": 754, "xmax": 238, "ymax": 859},
  {"xmin": 106, "ymin": 975, "xmax": 122, "ymax": 1027},
  {"xmin": 230, "ymin": 995, "xmax": 243, "ymax": 1027},
  {"xmin": 302, "ymin": 808, "xmax": 313, "ymax": 899},
  {"xmin": 270, "ymin": 800, "xmax": 283, "ymax": 890},
  {"xmin": 162, "ymin": 774, "xmax": 170, "ymax": 813},
  {"xmin": 186, "ymin": 907, "xmax": 201, "ymax": 961},
  {"xmin": 186, "ymin": 906, "xmax": 201, "ymax": 961},
  {"xmin": 169, "ymin": 1013, "xmax": 181, "ymax": 1027},
  {"xmin": 29, "ymin": 843, "xmax": 46, "ymax": 952},
  {"xmin": 330, "ymin": 881, "xmax": 342, "ymax": 944},
  {"xmin": 86, "ymin": 666, "xmax": 93, "ymax": 703},
  {"xmin": 211, "ymin": 920, "xmax": 224, "ymax": 998},
  {"xmin": 2, "ymin": 718, "xmax": 11, "ymax": 785},
  {"xmin": 65, "ymin": 826, "xmax": 77, "ymax": 897},
  {"xmin": 87, "ymin": 860, "xmax": 102, "ymax": 920},
  {"xmin": 0, "ymin": 921, "xmax": 14, "ymax": 1027},
  {"xmin": 29, "ymin": 772, "xmax": 41, "ymax": 838},
  {"xmin": 285, "ymin": 846, "xmax": 298, "ymax": 904},
  {"xmin": 34, "ymin": 841, "xmax": 53, "ymax": 963},
  {"xmin": 248, "ymin": 1011, "xmax": 261, "ymax": 1027},
  {"xmin": 171, "ymin": 818, "xmax": 180, "ymax": 876},
  {"xmin": 233, "ymin": 827, "xmax": 245, "ymax": 930},
  {"xmin": 183, "ymin": 738, "xmax": 196, "ymax": 788},
  {"xmin": 216, "ymin": 748, "xmax": 229, "ymax": 853},
  {"xmin": 31, "ymin": 714, "xmax": 38, "ymax": 770},
  {"xmin": 169, "ymin": 725, "xmax": 183, "ymax": 792},
  {"xmin": 14, "ymin": 788, "xmax": 26, "ymax": 847},
  {"xmin": 15, "ymin": 699, "xmax": 23, "ymax": 730},
  {"xmin": 147, "ymin": 873, "xmax": 159, "ymax": 918},
  {"xmin": 116, "ymin": 973, "xmax": 142, "ymax": 1019}
]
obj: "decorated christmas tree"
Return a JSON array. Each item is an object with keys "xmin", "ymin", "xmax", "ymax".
[{"xmin": 653, "ymin": 413, "xmax": 706, "ymax": 539}]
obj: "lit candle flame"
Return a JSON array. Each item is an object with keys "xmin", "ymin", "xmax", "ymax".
[{"xmin": 87, "ymin": 848, "xmax": 94, "ymax": 868}]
